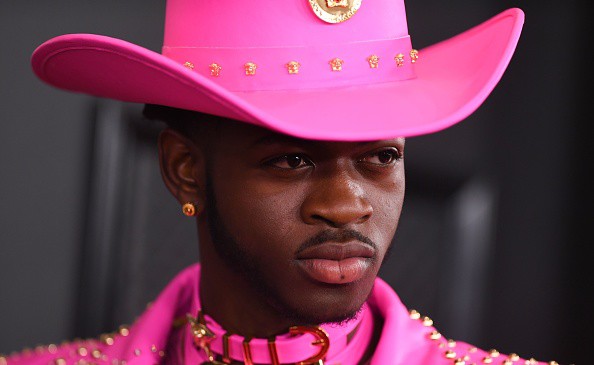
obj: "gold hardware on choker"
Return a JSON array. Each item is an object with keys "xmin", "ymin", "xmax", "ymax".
[
  {"xmin": 222, "ymin": 332, "xmax": 231, "ymax": 364},
  {"xmin": 185, "ymin": 311, "xmax": 330, "ymax": 365},
  {"xmin": 289, "ymin": 326, "xmax": 330, "ymax": 365},
  {"xmin": 188, "ymin": 312, "xmax": 222, "ymax": 364},
  {"xmin": 267, "ymin": 338, "xmax": 281, "ymax": 365}
]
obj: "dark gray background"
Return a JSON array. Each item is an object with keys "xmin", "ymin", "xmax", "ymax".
[{"xmin": 0, "ymin": 1, "xmax": 590, "ymax": 364}]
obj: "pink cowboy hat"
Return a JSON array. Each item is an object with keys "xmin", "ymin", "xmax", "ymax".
[{"xmin": 31, "ymin": 0, "xmax": 524, "ymax": 141}]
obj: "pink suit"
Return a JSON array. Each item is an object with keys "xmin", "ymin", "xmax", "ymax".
[{"xmin": 3, "ymin": 264, "xmax": 548, "ymax": 365}]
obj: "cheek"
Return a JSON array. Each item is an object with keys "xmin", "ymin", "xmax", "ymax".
[
  {"xmin": 213, "ymin": 175, "xmax": 306, "ymax": 255},
  {"xmin": 369, "ymin": 175, "xmax": 405, "ymax": 247}
]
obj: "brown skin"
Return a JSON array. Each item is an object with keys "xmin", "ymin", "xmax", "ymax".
[{"xmin": 158, "ymin": 119, "xmax": 405, "ymax": 339}]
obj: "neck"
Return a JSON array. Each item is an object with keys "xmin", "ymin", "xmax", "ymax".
[{"xmin": 198, "ymin": 227, "xmax": 298, "ymax": 338}]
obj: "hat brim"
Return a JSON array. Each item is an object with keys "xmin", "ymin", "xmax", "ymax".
[{"xmin": 31, "ymin": 8, "xmax": 524, "ymax": 141}]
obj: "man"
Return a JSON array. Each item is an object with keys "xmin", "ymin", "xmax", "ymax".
[{"xmin": 2, "ymin": 0, "xmax": 558, "ymax": 364}]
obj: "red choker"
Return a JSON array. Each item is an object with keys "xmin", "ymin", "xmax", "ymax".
[{"xmin": 181, "ymin": 303, "xmax": 374, "ymax": 365}]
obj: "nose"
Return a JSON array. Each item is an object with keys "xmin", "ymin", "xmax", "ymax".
[{"xmin": 301, "ymin": 172, "xmax": 373, "ymax": 228}]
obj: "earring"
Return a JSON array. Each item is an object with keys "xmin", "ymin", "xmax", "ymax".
[{"xmin": 182, "ymin": 202, "xmax": 197, "ymax": 217}]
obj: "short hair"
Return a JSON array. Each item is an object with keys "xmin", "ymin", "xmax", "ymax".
[{"xmin": 142, "ymin": 104, "xmax": 223, "ymax": 141}]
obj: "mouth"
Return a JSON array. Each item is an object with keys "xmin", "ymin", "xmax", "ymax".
[{"xmin": 295, "ymin": 242, "xmax": 375, "ymax": 285}]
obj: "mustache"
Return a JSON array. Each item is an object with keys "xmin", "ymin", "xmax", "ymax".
[{"xmin": 296, "ymin": 229, "xmax": 377, "ymax": 255}]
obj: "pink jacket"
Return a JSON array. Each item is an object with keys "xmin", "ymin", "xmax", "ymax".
[{"xmin": 2, "ymin": 264, "xmax": 549, "ymax": 365}]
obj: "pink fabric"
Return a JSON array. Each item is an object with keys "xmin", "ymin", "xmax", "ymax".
[
  {"xmin": 4, "ymin": 263, "xmax": 549, "ymax": 365},
  {"xmin": 161, "ymin": 37, "xmax": 416, "ymax": 91},
  {"xmin": 162, "ymin": 0, "xmax": 409, "ymax": 48},
  {"xmin": 30, "ymin": 0, "xmax": 524, "ymax": 141},
  {"xmin": 181, "ymin": 276, "xmax": 374, "ymax": 364}
]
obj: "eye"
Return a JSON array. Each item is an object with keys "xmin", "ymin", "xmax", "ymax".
[
  {"xmin": 360, "ymin": 148, "xmax": 401, "ymax": 165},
  {"xmin": 266, "ymin": 154, "xmax": 311, "ymax": 169}
]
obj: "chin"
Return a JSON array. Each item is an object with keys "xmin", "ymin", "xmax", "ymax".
[
  {"xmin": 281, "ymin": 301, "xmax": 364, "ymax": 326},
  {"xmin": 273, "ymin": 280, "xmax": 373, "ymax": 326}
]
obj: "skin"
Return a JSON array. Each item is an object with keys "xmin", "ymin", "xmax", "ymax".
[{"xmin": 158, "ymin": 119, "xmax": 405, "ymax": 341}]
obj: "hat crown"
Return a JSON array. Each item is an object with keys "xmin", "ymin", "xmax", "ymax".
[{"xmin": 163, "ymin": 0, "xmax": 410, "ymax": 48}]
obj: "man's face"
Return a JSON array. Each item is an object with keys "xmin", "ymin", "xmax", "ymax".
[{"xmin": 203, "ymin": 121, "xmax": 405, "ymax": 325}]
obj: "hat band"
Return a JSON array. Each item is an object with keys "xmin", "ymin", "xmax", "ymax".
[{"xmin": 162, "ymin": 36, "xmax": 417, "ymax": 91}]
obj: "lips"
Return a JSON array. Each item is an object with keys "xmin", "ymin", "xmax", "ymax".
[{"xmin": 295, "ymin": 242, "xmax": 375, "ymax": 284}]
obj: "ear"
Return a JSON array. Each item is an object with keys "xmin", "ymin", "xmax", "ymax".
[{"xmin": 158, "ymin": 128, "xmax": 206, "ymax": 215}]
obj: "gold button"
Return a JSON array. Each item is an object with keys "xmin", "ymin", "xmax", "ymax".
[
  {"xmin": 428, "ymin": 330, "xmax": 441, "ymax": 340},
  {"xmin": 422, "ymin": 316, "xmax": 433, "ymax": 326},
  {"xmin": 119, "ymin": 325, "xmax": 130, "ymax": 336},
  {"xmin": 445, "ymin": 350, "xmax": 457, "ymax": 359},
  {"xmin": 488, "ymin": 349, "xmax": 500, "ymax": 358},
  {"xmin": 100, "ymin": 334, "xmax": 115, "ymax": 346}
]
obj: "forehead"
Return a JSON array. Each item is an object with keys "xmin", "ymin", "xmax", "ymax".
[{"xmin": 211, "ymin": 119, "xmax": 405, "ymax": 154}]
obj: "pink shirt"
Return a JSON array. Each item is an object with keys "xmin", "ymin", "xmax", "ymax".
[{"xmin": 2, "ymin": 264, "xmax": 548, "ymax": 365}]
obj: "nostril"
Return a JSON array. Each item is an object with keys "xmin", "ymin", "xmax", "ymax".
[
  {"xmin": 311, "ymin": 214, "xmax": 336, "ymax": 227},
  {"xmin": 359, "ymin": 213, "xmax": 372, "ymax": 223}
]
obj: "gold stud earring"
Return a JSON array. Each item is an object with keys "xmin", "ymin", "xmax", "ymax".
[{"xmin": 182, "ymin": 202, "xmax": 197, "ymax": 217}]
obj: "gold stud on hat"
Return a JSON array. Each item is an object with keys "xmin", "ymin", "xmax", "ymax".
[
  {"xmin": 286, "ymin": 61, "xmax": 301, "ymax": 74},
  {"xmin": 244, "ymin": 62, "xmax": 257, "ymax": 76},
  {"xmin": 209, "ymin": 63, "xmax": 222, "ymax": 77},
  {"xmin": 367, "ymin": 55, "xmax": 380, "ymax": 69},
  {"xmin": 410, "ymin": 49, "xmax": 419, "ymax": 63},
  {"xmin": 329, "ymin": 58, "xmax": 344, "ymax": 71},
  {"xmin": 394, "ymin": 53, "xmax": 405, "ymax": 67},
  {"xmin": 182, "ymin": 202, "xmax": 197, "ymax": 217}
]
